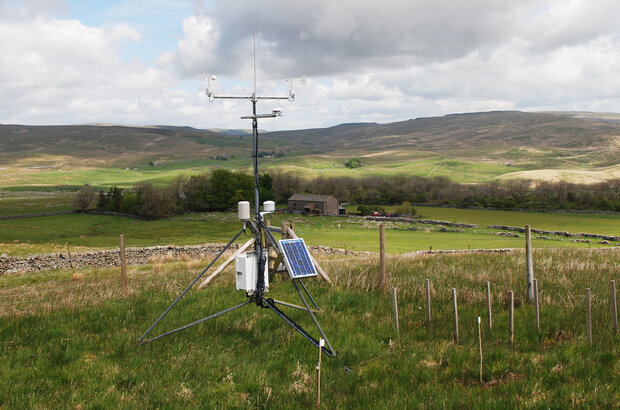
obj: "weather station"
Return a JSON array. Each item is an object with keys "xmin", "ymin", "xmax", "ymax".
[{"xmin": 138, "ymin": 33, "xmax": 337, "ymax": 358}]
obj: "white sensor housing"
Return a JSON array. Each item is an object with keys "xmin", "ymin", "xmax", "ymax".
[
  {"xmin": 263, "ymin": 200, "xmax": 275, "ymax": 212},
  {"xmin": 238, "ymin": 201, "xmax": 250, "ymax": 220}
]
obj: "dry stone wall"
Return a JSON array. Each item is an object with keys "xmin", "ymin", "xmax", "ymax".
[
  {"xmin": 487, "ymin": 225, "xmax": 620, "ymax": 242},
  {"xmin": 367, "ymin": 216, "xmax": 479, "ymax": 229},
  {"xmin": 0, "ymin": 243, "xmax": 358, "ymax": 275}
]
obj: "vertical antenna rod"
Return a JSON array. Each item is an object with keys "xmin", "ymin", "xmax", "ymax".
[{"xmin": 206, "ymin": 33, "xmax": 295, "ymax": 299}]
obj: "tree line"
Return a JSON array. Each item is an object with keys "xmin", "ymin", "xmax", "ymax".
[
  {"xmin": 74, "ymin": 169, "xmax": 273, "ymax": 219},
  {"xmin": 270, "ymin": 171, "xmax": 620, "ymax": 212},
  {"xmin": 75, "ymin": 169, "xmax": 620, "ymax": 219}
]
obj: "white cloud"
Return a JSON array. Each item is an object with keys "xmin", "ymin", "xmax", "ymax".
[{"xmin": 1, "ymin": 0, "xmax": 620, "ymax": 130}]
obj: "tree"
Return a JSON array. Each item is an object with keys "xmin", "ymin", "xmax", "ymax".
[
  {"xmin": 135, "ymin": 184, "xmax": 175, "ymax": 219},
  {"xmin": 395, "ymin": 201, "xmax": 416, "ymax": 216},
  {"xmin": 74, "ymin": 186, "xmax": 97, "ymax": 212},
  {"xmin": 119, "ymin": 194, "xmax": 140, "ymax": 214},
  {"xmin": 107, "ymin": 186, "xmax": 123, "ymax": 212},
  {"xmin": 271, "ymin": 170, "xmax": 303, "ymax": 204},
  {"xmin": 344, "ymin": 158, "xmax": 362, "ymax": 168},
  {"xmin": 96, "ymin": 190, "xmax": 107, "ymax": 211}
]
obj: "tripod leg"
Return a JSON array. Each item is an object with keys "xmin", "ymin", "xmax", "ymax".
[
  {"xmin": 290, "ymin": 279, "xmax": 337, "ymax": 356},
  {"xmin": 263, "ymin": 298, "xmax": 336, "ymax": 357},
  {"xmin": 139, "ymin": 299, "xmax": 252, "ymax": 344},
  {"xmin": 297, "ymin": 278, "xmax": 320, "ymax": 310},
  {"xmin": 138, "ymin": 227, "xmax": 246, "ymax": 343}
]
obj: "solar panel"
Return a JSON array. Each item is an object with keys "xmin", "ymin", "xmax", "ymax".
[{"xmin": 279, "ymin": 238, "xmax": 317, "ymax": 279}]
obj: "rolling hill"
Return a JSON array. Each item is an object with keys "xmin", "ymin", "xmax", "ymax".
[{"xmin": 1, "ymin": 111, "xmax": 618, "ymax": 185}]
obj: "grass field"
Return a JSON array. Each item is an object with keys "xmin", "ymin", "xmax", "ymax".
[
  {"xmin": 0, "ymin": 191, "xmax": 75, "ymax": 216},
  {"xmin": 0, "ymin": 154, "xmax": 519, "ymax": 189},
  {"xmin": 0, "ymin": 209, "xmax": 617, "ymax": 257},
  {"xmin": 1, "ymin": 247, "xmax": 618, "ymax": 407}
]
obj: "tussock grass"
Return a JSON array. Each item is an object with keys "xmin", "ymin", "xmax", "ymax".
[{"xmin": 1, "ymin": 248, "xmax": 618, "ymax": 407}]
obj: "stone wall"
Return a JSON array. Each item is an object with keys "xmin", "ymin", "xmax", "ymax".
[
  {"xmin": 487, "ymin": 225, "xmax": 620, "ymax": 242},
  {"xmin": 0, "ymin": 243, "xmax": 358, "ymax": 275},
  {"xmin": 367, "ymin": 216, "xmax": 479, "ymax": 229}
]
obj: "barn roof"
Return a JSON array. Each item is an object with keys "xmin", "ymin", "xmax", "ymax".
[{"xmin": 288, "ymin": 194, "xmax": 338, "ymax": 202}]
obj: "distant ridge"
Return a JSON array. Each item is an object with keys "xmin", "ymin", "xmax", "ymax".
[{"xmin": 1, "ymin": 111, "xmax": 618, "ymax": 172}]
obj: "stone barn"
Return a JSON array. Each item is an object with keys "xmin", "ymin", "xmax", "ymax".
[{"xmin": 287, "ymin": 194, "xmax": 339, "ymax": 216}]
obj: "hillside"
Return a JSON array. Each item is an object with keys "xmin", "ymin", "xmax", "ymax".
[
  {"xmin": 1, "ymin": 111, "xmax": 619, "ymax": 184},
  {"xmin": 0, "ymin": 124, "xmax": 255, "ymax": 167},
  {"xmin": 264, "ymin": 111, "xmax": 619, "ymax": 165}
]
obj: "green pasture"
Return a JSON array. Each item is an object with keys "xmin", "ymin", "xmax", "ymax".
[
  {"xmin": 0, "ymin": 153, "xmax": 529, "ymax": 190},
  {"xmin": 0, "ymin": 210, "xmax": 616, "ymax": 257},
  {"xmin": 0, "ymin": 191, "xmax": 75, "ymax": 216},
  {"xmin": 263, "ymin": 155, "xmax": 526, "ymax": 183},
  {"xmin": 1, "ymin": 248, "xmax": 618, "ymax": 407},
  {"xmin": 345, "ymin": 205, "xmax": 620, "ymax": 236},
  {"xmin": 416, "ymin": 206, "xmax": 620, "ymax": 235},
  {"xmin": 0, "ymin": 159, "xmax": 241, "ymax": 189}
]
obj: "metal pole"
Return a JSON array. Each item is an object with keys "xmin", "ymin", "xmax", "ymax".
[
  {"xmin": 586, "ymin": 288, "xmax": 592, "ymax": 345},
  {"xmin": 379, "ymin": 224, "xmax": 387, "ymax": 288},
  {"xmin": 526, "ymin": 225, "xmax": 534, "ymax": 303},
  {"xmin": 290, "ymin": 278, "xmax": 337, "ymax": 356},
  {"xmin": 452, "ymin": 288, "xmax": 459, "ymax": 343},
  {"xmin": 509, "ymin": 291, "xmax": 514, "ymax": 344},
  {"xmin": 140, "ymin": 300, "xmax": 252, "ymax": 344},
  {"xmin": 120, "ymin": 234, "xmax": 127, "ymax": 295},
  {"xmin": 478, "ymin": 317, "xmax": 483, "ymax": 384},
  {"xmin": 138, "ymin": 227, "xmax": 245, "ymax": 343},
  {"xmin": 486, "ymin": 281, "xmax": 492, "ymax": 331},
  {"xmin": 534, "ymin": 279, "xmax": 540, "ymax": 331},
  {"xmin": 317, "ymin": 339, "xmax": 323, "ymax": 409},
  {"xmin": 425, "ymin": 279, "xmax": 432, "ymax": 326},
  {"xmin": 611, "ymin": 280, "xmax": 618, "ymax": 334},
  {"xmin": 392, "ymin": 287, "xmax": 399, "ymax": 332}
]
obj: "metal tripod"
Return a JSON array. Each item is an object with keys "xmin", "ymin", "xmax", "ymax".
[
  {"xmin": 139, "ymin": 35, "xmax": 336, "ymax": 355},
  {"xmin": 137, "ymin": 218, "xmax": 336, "ymax": 357}
]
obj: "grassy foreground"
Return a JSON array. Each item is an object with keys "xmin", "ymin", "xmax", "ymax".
[{"xmin": 1, "ymin": 248, "xmax": 618, "ymax": 408}]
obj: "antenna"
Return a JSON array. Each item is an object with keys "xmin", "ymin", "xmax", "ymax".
[{"xmin": 139, "ymin": 34, "xmax": 336, "ymax": 358}]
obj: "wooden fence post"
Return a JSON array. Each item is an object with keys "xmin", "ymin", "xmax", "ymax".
[
  {"xmin": 425, "ymin": 279, "xmax": 432, "ymax": 326},
  {"xmin": 586, "ymin": 288, "xmax": 592, "ymax": 345},
  {"xmin": 120, "ymin": 234, "xmax": 127, "ymax": 295},
  {"xmin": 509, "ymin": 291, "xmax": 514, "ymax": 344},
  {"xmin": 378, "ymin": 224, "xmax": 387, "ymax": 289},
  {"xmin": 65, "ymin": 242, "xmax": 75, "ymax": 273},
  {"xmin": 525, "ymin": 225, "xmax": 534, "ymax": 303},
  {"xmin": 392, "ymin": 287, "xmax": 399, "ymax": 332},
  {"xmin": 452, "ymin": 288, "xmax": 459, "ymax": 343},
  {"xmin": 486, "ymin": 281, "xmax": 492, "ymax": 331},
  {"xmin": 281, "ymin": 222, "xmax": 290, "ymax": 239},
  {"xmin": 611, "ymin": 280, "xmax": 618, "ymax": 334}
]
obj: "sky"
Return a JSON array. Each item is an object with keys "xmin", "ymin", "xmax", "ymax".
[{"xmin": 1, "ymin": 0, "xmax": 620, "ymax": 131}]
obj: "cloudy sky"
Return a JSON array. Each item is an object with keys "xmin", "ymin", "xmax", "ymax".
[{"xmin": 1, "ymin": 0, "xmax": 619, "ymax": 130}]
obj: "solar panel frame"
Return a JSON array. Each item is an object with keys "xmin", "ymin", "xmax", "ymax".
[{"xmin": 279, "ymin": 238, "xmax": 318, "ymax": 279}]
